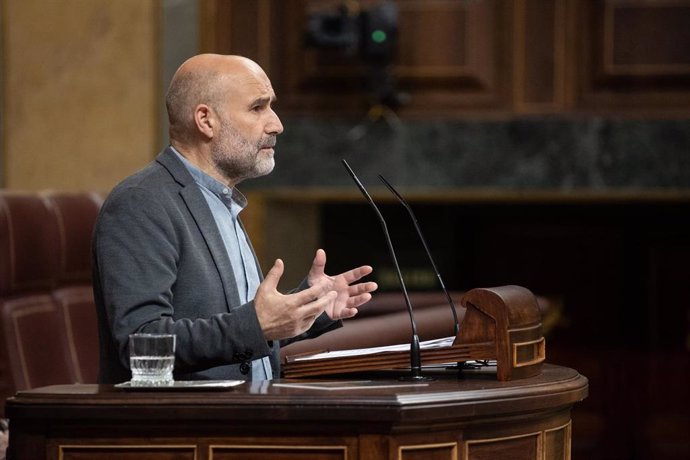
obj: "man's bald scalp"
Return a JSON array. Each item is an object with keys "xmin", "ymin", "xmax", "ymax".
[{"xmin": 165, "ymin": 54, "xmax": 258, "ymax": 143}]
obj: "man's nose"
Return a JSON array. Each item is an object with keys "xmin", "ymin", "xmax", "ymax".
[{"xmin": 267, "ymin": 110, "xmax": 283, "ymax": 135}]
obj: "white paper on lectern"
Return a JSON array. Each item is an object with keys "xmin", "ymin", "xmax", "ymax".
[{"xmin": 293, "ymin": 336, "xmax": 456, "ymax": 362}]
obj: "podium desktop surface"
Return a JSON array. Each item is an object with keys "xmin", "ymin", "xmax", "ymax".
[{"xmin": 6, "ymin": 364, "xmax": 588, "ymax": 460}]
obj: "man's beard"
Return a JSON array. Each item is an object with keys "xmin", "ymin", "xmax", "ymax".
[{"xmin": 211, "ymin": 121, "xmax": 275, "ymax": 184}]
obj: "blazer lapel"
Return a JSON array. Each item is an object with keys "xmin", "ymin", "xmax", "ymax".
[{"xmin": 157, "ymin": 148, "xmax": 241, "ymax": 310}]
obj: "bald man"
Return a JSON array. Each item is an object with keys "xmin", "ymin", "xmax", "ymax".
[{"xmin": 92, "ymin": 54, "xmax": 377, "ymax": 384}]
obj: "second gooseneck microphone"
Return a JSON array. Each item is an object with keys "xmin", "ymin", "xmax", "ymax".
[
  {"xmin": 377, "ymin": 174, "xmax": 460, "ymax": 337},
  {"xmin": 341, "ymin": 159, "xmax": 426, "ymax": 380}
]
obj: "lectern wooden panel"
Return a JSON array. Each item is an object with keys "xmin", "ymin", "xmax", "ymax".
[{"xmin": 6, "ymin": 364, "xmax": 587, "ymax": 460}]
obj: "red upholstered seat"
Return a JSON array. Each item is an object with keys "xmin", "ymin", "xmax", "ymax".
[
  {"xmin": 44, "ymin": 192, "xmax": 102, "ymax": 384},
  {"xmin": 0, "ymin": 191, "xmax": 102, "ymax": 418},
  {"xmin": 0, "ymin": 297, "xmax": 74, "ymax": 391},
  {"xmin": 0, "ymin": 192, "xmax": 72, "ymax": 417}
]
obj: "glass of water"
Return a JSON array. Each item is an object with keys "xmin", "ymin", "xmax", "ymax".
[{"xmin": 128, "ymin": 333, "xmax": 176, "ymax": 386}]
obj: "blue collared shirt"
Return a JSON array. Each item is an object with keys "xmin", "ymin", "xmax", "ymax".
[{"xmin": 173, "ymin": 148, "xmax": 272, "ymax": 380}]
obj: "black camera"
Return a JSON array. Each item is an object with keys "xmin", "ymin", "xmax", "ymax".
[{"xmin": 305, "ymin": 1, "xmax": 398, "ymax": 63}]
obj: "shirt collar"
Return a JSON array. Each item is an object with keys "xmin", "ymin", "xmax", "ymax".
[{"xmin": 171, "ymin": 146, "xmax": 248, "ymax": 209}]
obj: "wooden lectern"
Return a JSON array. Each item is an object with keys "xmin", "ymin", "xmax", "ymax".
[
  {"xmin": 5, "ymin": 285, "xmax": 588, "ymax": 460},
  {"xmin": 284, "ymin": 285, "xmax": 545, "ymax": 381},
  {"xmin": 6, "ymin": 365, "xmax": 588, "ymax": 460}
]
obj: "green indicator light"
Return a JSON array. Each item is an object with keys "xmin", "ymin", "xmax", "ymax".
[{"xmin": 371, "ymin": 30, "xmax": 387, "ymax": 43}]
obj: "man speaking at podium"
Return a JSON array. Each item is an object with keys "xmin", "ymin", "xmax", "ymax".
[{"xmin": 92, "ymin": 54, "xmax": 377, "ymax": 384}]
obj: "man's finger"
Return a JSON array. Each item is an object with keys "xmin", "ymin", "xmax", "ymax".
[
  {"xmin": 291, "ymin": 278, "xmax": 333, "ymax": 305},
  {"xmin": 348, "ymin": 281, "xmax": 378, "ymax": 297},
  {"xmin": 336, "ymin": 306, "xmax": 359, "ymax": 320},
  {"xmin": 338, "ymin": 265, "xmax": 374, "ymax": 284},
  {"xmin": 308, "ymin": 248, "xmax": 327, "ymax": 277},
  {"xmin": 262, "ymin": 259, "xmax": 284, "ymax": 290},
  {"xmin": 347, "ymin": 292, "xmax": 373, "ymax": 309},
  {"xmin": 301, "ymin": 290, "xmax": 337, "ymax": 318}
]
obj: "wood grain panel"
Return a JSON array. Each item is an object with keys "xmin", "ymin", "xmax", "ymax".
[
  {"xmin": 59, "ymin": 445, "xmax": 196, "ymax": 460},
  {"xmin": 200, "ymin": 0, "xmax": 274, "ymax": 68},
  {"xmin": 201, "ymin": 0, "xmax": 511, "ymax": 115},
  {"xmin": 465, "ymin": 433, "xmax": 540, "ymax": 460},
  {"xmin": 383, "ymin": 0, "xmax": 509, "ymax": 112},
  {"xmin": 574, "ymin": 0, "xmax": 690, "ymax": 112},
  {"xmin": 513, "ymin": 0, "xmax": 567, "ymax": 112},
  {"xmin": 211, "ymin": 444, "xmax": 348, "ymax": 460},
  {"xmin": 199, "ymin": 0, "xmax": 690, "ymax": 116},
  {"xmin": 399, "ymin": 442, "xmax": 458, "ymax": 460},
  {"xmin": 544, "ymin": 423, "xmax": 570, "ymax": 460},
  {"xmin": 605, "ymin": 1, "xmax": 690, "ymax": 73},
  {"xmin": 397, "ymin": 3, "xmax": 468, "ymax": 69}
]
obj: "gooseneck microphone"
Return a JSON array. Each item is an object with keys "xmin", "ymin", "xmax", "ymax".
[
  {"xmin": 341, "ymin": 160, "xmax": 427, "ymax": 380},
  {"xmin": 377, "ymin": 174, "xmax": 460, "ymax": 337}
]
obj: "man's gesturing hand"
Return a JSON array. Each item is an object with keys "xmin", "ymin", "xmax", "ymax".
[
  {"xmin": 307, "ymin": 249, "xmax": 378, "ymax": 320},
  {"xmin": 255, "ymin": 258, "xmax": 337, "ymax": 341}
]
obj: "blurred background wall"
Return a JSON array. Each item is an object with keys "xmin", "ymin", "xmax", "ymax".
[
  {"xmin": 1, "ymin": 0, "xmax": 159, "ymax": 191},
  {"xmin": 1, "ymin": 1, "xmax": 689, "ymax": 459}
]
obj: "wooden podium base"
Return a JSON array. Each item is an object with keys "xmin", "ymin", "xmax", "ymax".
[{"xmin": 6, "ymin": 364, "xmax": 588, "ymax": 460}]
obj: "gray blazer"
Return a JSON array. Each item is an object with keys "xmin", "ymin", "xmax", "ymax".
[{"xmin": 92, "ymin": 147, "xmax": 340, "ymax": 383}]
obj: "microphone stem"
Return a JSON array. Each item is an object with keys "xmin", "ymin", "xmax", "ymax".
[
  {"xmin": 379, "ymin": 218, "xmax": 423, "ymax": 377},
  {"xmin": 342, "ymin": 160, "xmax": 423, "ymax": 378},
  {"xmin": 437, "ymin": 275, "xmax": 459, "ymax": 337},
  {"xmin": 378, "ymin": 175, "xmax": 461, "ymax": 337}
]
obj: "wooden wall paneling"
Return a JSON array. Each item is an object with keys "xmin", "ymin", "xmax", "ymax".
[
  {"xmin": 198, "ymin": 0, "xmax": 690, "ymax": 116},
  {"xmin": 513, "ymin": 0, "xmax": 568, "ymax": 113},
  {"xmin": 395, "ymin": 0, "xmax": 512, "ymax": 114},
  {"xmin": 275, "ymin": 0, "xmax": 389, "ymax": 113},
  {"xmin": 603, "ymin": 0, "xmax": 690, "ymax": 76},
  {"xmin": 200, "ymin": 0, "xmax": 514, "ymax": 115},
  {"xmin": 199, "ymin": 0, "xmax": 273, "ymax": 70},
  {"xmin": 267, "ymin": 0, "xmax": 514, "ymax": 115},
  {"xmin": 574, "ymin": 0, "xmax": 690, "ymax": 114},
  {"xmin": 199, "ymin": 0, "xmax": 230, "ymax": 54}
]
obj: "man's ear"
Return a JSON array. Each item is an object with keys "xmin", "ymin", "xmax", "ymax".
[{"xmin": 194, "ymin": 104, "xmax": 215, "ymax": 139}]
